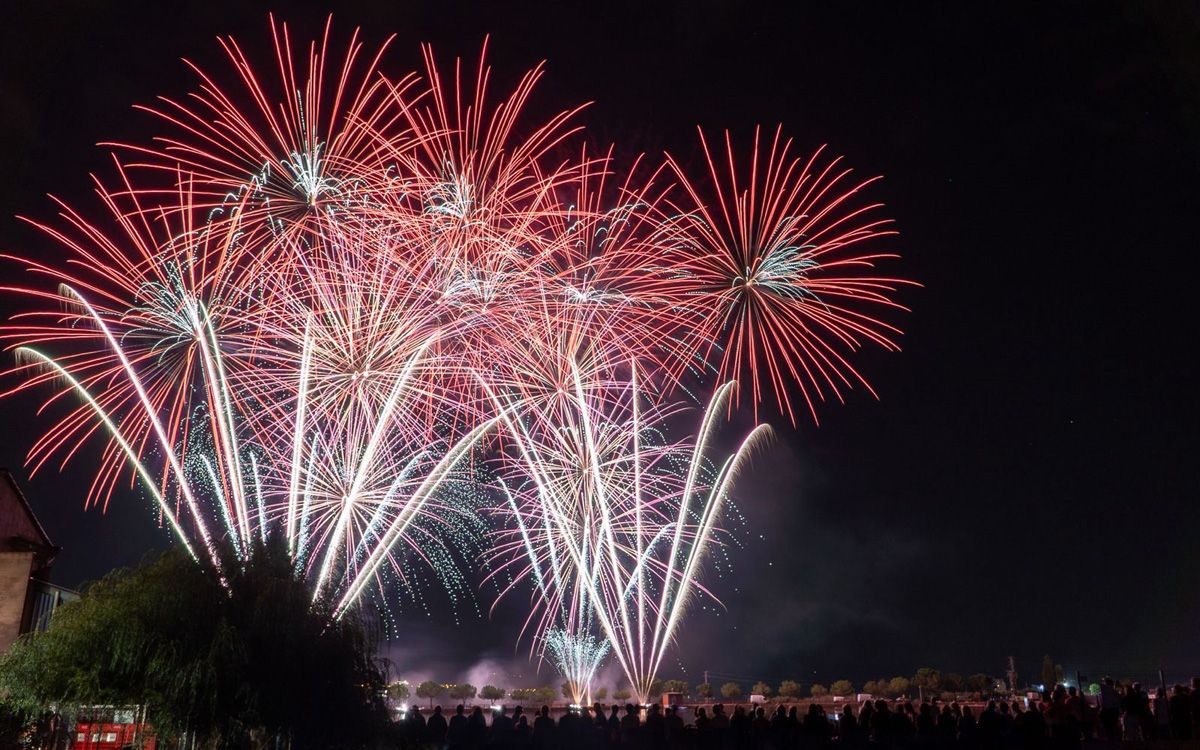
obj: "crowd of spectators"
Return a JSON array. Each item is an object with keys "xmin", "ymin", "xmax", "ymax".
[{"xmin": 394, "ymin": 677, "xmax": 1200, "ymax": 749}]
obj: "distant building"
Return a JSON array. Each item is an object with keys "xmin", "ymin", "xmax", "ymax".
[{"xmin": 0, "ymin": 469, "xmax": 76, "ymax": 652}]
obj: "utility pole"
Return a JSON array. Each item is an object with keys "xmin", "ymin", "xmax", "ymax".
[{"xmin": 1006, "ymin": 656, "xmax": 1018, "ymax": 695}]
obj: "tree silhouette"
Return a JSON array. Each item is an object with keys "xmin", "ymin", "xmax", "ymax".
[
  {"xmin": 389, "ymin": 681, "xmax": 412, "ymax": 701},
  {"xmin": 0, "ymin": 542, "xmax": 385, "ymax": 748},
  {"xmin": 417, "ymin": 680, "xmax": 446, "ymax": 708},
  {"xmin": 886, "ymin": 677, "xmax": 911, "ymax": 698}
]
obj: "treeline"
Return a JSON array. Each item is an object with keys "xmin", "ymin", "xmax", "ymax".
[
  {"xmin": 391, "ymin": 682, "xmax": 576, "ymax": 707},
  {"xmin": 699, "ymin": 670, "xmax": 1002, "ymax": 701},
  {"xmin": 387, "ymin": 669, "xmax": 1006, "ymax": 708}
]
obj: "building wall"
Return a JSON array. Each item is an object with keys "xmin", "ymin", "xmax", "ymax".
[
  {"xmin": 0, "ymin": 550, "xmax": 36, "ymax": 652},
  {"xmin": 0, "ymin": 473, "xmax": 48, "ymax": 544}
]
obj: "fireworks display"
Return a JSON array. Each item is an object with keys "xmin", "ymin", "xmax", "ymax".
[{"xmin": 0, "ymin": 17, "xmax": 910, "ymax": 694}]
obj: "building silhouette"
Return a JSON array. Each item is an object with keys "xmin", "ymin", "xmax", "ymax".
[{"xmin": 0, "ymin": 469, "xmax": 76, "ymax": 652}]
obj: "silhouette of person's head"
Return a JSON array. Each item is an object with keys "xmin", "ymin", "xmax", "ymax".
[
  {"xmin": 457, "ymin": 705, "xmax": 465, "ymax": 715},
  {"xmin": 434, "ymin": 706, "xmax": 443, "ymax": 716},
  {"xmin": 541, "ymin": 706, "xmax": 549, "ymax": 717},
  {"xmin": 626, "ymin": 704, "xmax": 636, "ymax": 715}
]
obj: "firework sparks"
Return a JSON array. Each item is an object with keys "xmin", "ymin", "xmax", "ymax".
[
  {"xmin": 486, "ymin": 363, "xmax": 771, "ymax": 701},
  {"xmin": 1, "ymin": 21, "xmax": 910, "ymax": 639},
  {"xmin": 663, "ymin": 125, "xmax": 916, "ymax": 424}
]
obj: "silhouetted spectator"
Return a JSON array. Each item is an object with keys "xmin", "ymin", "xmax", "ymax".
[
  {"xmin": 559, "ymin": 706, "xmax": 581, "ymax": 748},
  {"xmin": 938, "ymin": 704, "xmax": 957, "ymax": 744},
  {"xmin": 492, "ymin": 706, "xmax": 515, "ymax": 750},
  {"xmin": 893, "ymin": 702, "xmax": 916, "ymax": 745},
  {"xmin": 1191, "ymin": 677, "xmax": 1200, "ymax": 740},
  {"xmin": 644, "ymin": 704, "xmax": 666, "ymax": 750},
  {"xmin": 1024, "ymin": 700, "xmax": 1048, "ymax": 747},
  {"xmin": 958, "ymin": 705, "xmax": 978, "ymax": 748},
  {"xmin": 449, "ymin": 706, "xmax": 469, "ymax": 750},
  {"xmin": 592, "ymin": 703, "xmax": 609, "ymax": 750},
  {"xmin": 917, "ymin": 701, "xmax": 936, "ymax": 740},
  {"xmin": 1098, "ymin": 677, "xmax": 1120, "ymax": 740},
  {"xmin": 1170, "ymin": 684, "xmax": 1193, "ymax": 740},
  {"xmin": 412, "ymin": 706, "xmax": 429, "ymax": 749},
  {"xmin": 766, "ymin": 706, "xmax": 787, "ymax": 750},
  {"xmin": 428, "ymin": 706, "xmax": 449, "ymax": 748},
  {"xmin": 1121, "ymin": 682, "xmax": 1150, "ymax": 740},
  {"xmin": 665, "ymin": 706, "xmax": 685, "ymax": 750},
  {"xmin": 1065, "ymin": 686, "xmax": 1092, "ymax": 741},
  {"xmin": 468, "ymin": 707, "xmax": 488, "ymax": 750},
  {"xmin": 515, "ymin": 713, "xmax": 532, "ymax": 750},
  {"xmin": 730, "ymin": 706, "xmax": 751, "ymax": 750},
  {"xmin": 533, "ymin": 705, "xmax": 556, "ymax": 750},
  {"xmin": 857, "ymin": 702, "xmax": 874, "ymax": 743},
  {"xmin": 802, "ymin": 704, "xmax": 830, "ymax": 747},
  {"xmin": 620, "ymin": 704, "xmax": 641, "ymax": 747},
  {"xmin": 870, "ymin": 700, "xmax": 891, "ymax": 745},
  {"xmin": 837, "ymin": 705, "xmax": 859, "ymax": 747}
]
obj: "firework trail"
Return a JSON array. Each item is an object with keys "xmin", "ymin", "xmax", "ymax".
[
  {"xmin": 1, "ymin": 20, "xmax": 910, "ymax": 640},
  {"xmin": 662, "ymin": 125, "xmax": 917, "ymax": 424},
  {"xmin": 546, "ymin": 628, "xmax": 610, "ymax": 705},
  {"xmin": 485, "ymin": 363, "xmax": 771, "ymax": 701}
]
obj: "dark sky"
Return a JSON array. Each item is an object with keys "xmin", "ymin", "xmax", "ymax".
[{"xmin": 2, "ymin": 1, "xmax": 1198, "ymax": 690}]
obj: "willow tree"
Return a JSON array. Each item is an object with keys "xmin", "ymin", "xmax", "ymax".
[{"xmin": 0, "ymin": 540, "xmax": 387, "ymax": 748}]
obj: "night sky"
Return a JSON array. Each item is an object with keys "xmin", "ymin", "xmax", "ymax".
[{"xmin": 2, "ymin": 1, "xmax": 1198, "ymax": 690}]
